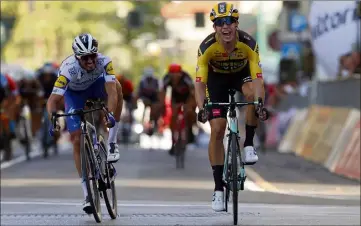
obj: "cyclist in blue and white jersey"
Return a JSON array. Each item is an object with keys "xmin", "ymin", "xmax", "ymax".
[{"xmin": 46, "ymin": 33, "xmax": 123, "ymax": 213}]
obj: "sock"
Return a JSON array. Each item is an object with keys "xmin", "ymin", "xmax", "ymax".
[
  {"xmin": 108, "ymin": 121, "xmax": 120, "ymax": 144},
  {"xmin": 9, "ymin": 120, "xmax": 16, "ymax": 133},
  {"xmin": 81, "ymin": 179, "xmax": 88, "ymax": 198},
  {"xmin": 244, "ymin": 124, "xmax": 257, "ymax": 147},
  {"xmin": 212, "ymin": 165, "xmax": 224, "ymax": 191}
]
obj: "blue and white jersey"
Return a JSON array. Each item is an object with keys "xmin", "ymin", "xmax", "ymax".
[{"xmin": 52, "ymin": 53, "xmax": 116, "ymax": 96}]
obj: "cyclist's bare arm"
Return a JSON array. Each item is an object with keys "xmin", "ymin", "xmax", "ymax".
[
  {"xmin": 47, "ymin": 94, "xmax": 63, "ymax": 120},
  {"xmin": 47, "ymin": 74, "xmax": 70, "ymax": 120},
  {"xmin": 158, "ymin": 77, "xmax": 167, "ymax": 104},
  {"xmin": 195, "ymin": 48, "xmax": 209, "ymax": 109},
  {"xmin": 246, "ymin": 43, "xmax": 265, "ymax": 101},
  {"xmin": 103, "ymin": 61, "xmax": 119, "ymax": 114},
  {"xmin": 104, "ymin": 82, "xmax": 118, "ymax": 114}
]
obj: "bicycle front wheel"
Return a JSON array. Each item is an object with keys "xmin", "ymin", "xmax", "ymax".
[
  {"xmin": 175, "ymin": 132, "xmax": 186, "ymax": 169},
  {"xmin": 231, "ymin": 133, "xmax": 238, "ymax": 225},
  {"xmin": 99, "ymin": 135, "xmax": 117, "ymax": 219},
  {"xmin": 80, "ymin": 134, "xmax": 102, "ymax": 222}
]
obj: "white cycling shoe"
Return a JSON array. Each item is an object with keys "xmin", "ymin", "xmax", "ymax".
[
  {"xmin": 212, "ymin": 191, "xmax": 225, "ymax": 212},
  {"xmin": 107, "ymin": 143, "xmax": 120, "ymax": 162},
  {"xmin": 244, "ymin": 146, "xmax": 259, "ymax": 164}
]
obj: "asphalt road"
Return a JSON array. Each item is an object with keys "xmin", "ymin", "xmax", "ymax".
[{"xmin": 1, "ymin": 138, "xmax": 360, "ymax": 225}]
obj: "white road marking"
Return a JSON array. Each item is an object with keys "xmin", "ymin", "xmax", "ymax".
[
  {"xmin": 0, "ymin": 178, "xmax": 264, "ymax": 192},
  {"xmin": 1, "ymin": 200, "xmax": 353, "ymax": 209},
  {"xmin": 1, "ymin": 142, "xmax": 71, "ymax": 170}
]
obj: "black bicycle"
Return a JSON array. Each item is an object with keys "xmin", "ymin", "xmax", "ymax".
[
  {"xmin": 205, "ymin": 89, "xmax": 260, "ymax": 226},
  {"xmin": 51, "ymin": 100, "xmax": 117, "ymax": 223}
]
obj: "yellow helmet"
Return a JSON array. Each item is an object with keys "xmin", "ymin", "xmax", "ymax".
[{"xmin": 210, "ymin": 2, "xmax": 239, "ymax": 22}]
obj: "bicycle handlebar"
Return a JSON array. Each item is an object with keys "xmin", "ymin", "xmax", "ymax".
[{"xmin": 51, "ymin": 102, "xmax": 113, "ymax": 134}]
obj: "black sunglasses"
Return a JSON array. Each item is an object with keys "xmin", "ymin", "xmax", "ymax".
[
  {"xmin": 79, "ymin": 53, "xmax": 97, "ymax": 61},
  {"xmin": 214, "ymin": 17, "xmax": 237, "ymax": 27}
]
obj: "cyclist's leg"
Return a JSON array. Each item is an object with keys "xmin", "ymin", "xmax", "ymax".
[
  {"xmin": 109, "ymin": 79, "xmax": 123, "ymax": 159},
  {"xmin": 206, "ymin": 70, "xmax": 230, "ymax": 211},
  {"xmin": 184, "ymin": 94, "xmax": 197, "ymax": 144},
  {"xmin": 238, "ymin": 65, "xmax": 260, "ymax": 164},
  {"xmin": 63, "ymin": 90, "xmax": 88, "ymax": 208}
]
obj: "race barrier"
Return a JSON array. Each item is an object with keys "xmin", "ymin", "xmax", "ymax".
[
  {"xmin": 278, "ymin": 105, "xmax": 360, "ymax": 181},
  {"xmin": 325, "ymin": 109, "xmax": 360, "ymax": 172},
  {"xmin": 332, "ymin": 119, "xmax": 360, "ymax": 181},
  {"xmin": 278, "ymin": 108, "xmax": 308, "ymax": 153}
]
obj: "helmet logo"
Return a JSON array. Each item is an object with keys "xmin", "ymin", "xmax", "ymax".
[
  {"xmin": 218, "ymin": 2, "xmax": 226, "ymax": 14},
  {"xmin": 81, "ymin": 35, "xmax": 87, "ymax": 42}
]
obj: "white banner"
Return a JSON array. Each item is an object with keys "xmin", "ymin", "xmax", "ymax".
[{"xmin": 309, "ymin": 1, "xmax": 360, "ymax": 79}]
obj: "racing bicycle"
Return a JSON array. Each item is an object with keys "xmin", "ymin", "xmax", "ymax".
[
  {"xmin": 51, "ymin": 99, "xmax": 117, "ymax": 223},
  {"xmin": 205, "ymin": 89, "xmax": 260, "ymax": 225}
]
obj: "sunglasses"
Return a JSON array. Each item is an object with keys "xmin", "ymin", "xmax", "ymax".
[
  {"xmin": 79, "ymin": 53, "xmax": 97, "ymax": 61},
  {"xmin": 214, "ymin": 17, "xmax": 237, "ymax": 27}
]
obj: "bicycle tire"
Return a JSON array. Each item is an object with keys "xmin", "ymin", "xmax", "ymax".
[
  {"xmin": 224, "ymin": 139, "xmax": 231, "ymax": 213},
  {"xmin": 99, "ymin": 135, "xmax": 117, "ymax": 219},
  {"xmin": 80, "ymin": 134, "xmax": 102, "ymax": 222},
  {"xmin": 175, "ymin": 133, "xmax": 185, "ymax": 169},
  {"xmin": 20, "ymin": 117, "xmax": 31, "ymax": 161},
  {"xmin": 42, "ymin": 115, "xmax": 49, "ymax": 158},
  {"xmin": 1, "ymin": 132, "xmax": 12, "ymax": 161},
  {"xmin": 231, "ymin": 133, "xmax": 238, "ymax": 225}
]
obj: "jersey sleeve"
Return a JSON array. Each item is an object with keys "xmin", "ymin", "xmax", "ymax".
[
  {"xmin": 103, "ymin": 57, "xmax": 116, "ymax": 83},
  {"xmin": 51, "ymin": 64, "xmax": 71, "ymax": 96},
  {"xmin": 183, "ymin": 72, "xmax": 194, "ymax": 88},
  {"xmin": 196, "ymin": 48, "xmax": 209, "ymax": 83},
  {"xmin": 161, "ymin": 74, "xmax": 170, "ymax": 91},
  {"xmin": 248, "ymin": 43, "xmax": 263, "ymax": 80}
]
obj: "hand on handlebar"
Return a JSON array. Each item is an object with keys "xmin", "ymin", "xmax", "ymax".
[
  {"xmin": 104, "ymin": 112, "xmax": 116, "ymax": 128},
  {"xmin": 197, "ymin": 99, "xmax": 209, "ymax": 124},
  {"xmin": 255, "ymin": 97, "xmax": 269, "ymax": 121},
  {"xmin": 49, "ymin": 113, "xmax": 61, "ymax": 137},
  {"xmin": 197, "ymin": 108, "xmax": 208, "ymax": 124}
]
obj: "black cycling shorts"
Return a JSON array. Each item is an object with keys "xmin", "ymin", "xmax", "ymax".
[{"xmin": 206, "ymin": 63, "xmax": 252, "ymax": 121}]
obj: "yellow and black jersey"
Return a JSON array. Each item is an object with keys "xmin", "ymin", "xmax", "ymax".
[{"xmin": 196, "ymin": 30, "xmax": 263, "ymax": 83}]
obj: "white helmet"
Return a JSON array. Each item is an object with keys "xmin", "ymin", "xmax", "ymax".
[
  {"xmin": 143, "ymin": 66, "xmax": 155, "ymax": 78},
  {"xmin": 72, "ymin": 33, "xmax": 98, "ymax": 57}
]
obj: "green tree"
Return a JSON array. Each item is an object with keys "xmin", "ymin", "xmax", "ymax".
[{"xmin": 2, "ymin": 0, "xmax": 167, "ymax": 78}]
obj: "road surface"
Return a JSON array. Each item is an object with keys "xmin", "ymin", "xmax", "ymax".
[{"xmin": 1, "ymin": 139, "xmax": 360, "ymax": 225}]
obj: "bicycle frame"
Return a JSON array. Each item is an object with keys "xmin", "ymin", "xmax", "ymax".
[
  {"xmin": 205, "ymin": 90, "xmax": 259, "ymax": 190},
  {"xmin": 174, "ymin": 105, "xmax": 186, "ymax": 144},
  {"xmin": 52, "ymin": 103, "xmax": 116, "ymax": 183}
]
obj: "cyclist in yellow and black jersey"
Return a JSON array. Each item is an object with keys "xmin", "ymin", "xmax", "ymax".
[{"xmin": 194, "ymin": 2, "xmax": 269, "ymax": 212}]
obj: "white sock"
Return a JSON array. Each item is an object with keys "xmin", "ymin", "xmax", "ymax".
[
  {"xmin": 81, "ymin": 179, "xmax": 88, "ymax": 198},
  {"xmin": 108, "ymin": 121, "xmax": 120, "ymax": 144}
]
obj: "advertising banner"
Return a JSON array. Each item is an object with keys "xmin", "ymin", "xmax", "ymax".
[{"xmin": 308, "ymin": 1, "xmax": 360, "ymax": 79}]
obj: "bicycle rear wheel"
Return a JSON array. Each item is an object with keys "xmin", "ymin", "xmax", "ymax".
[
  {"xmin": 41, "ymin": 111, "xmax": 50, "ymax": 158},
  {"xmin": 230, "ymin": 133, "xmax": 238, "ymax": 225},
  {"xmin": 99, "ymin": 135, "xmax": 117, "ymax": 219},
  {"xmin": 80, "ymin": 134, "xmax": 102, "ymax": 222},
  {"xmin": 175, "ymin": 132, "xmax": 185, "ymax": 169}
]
